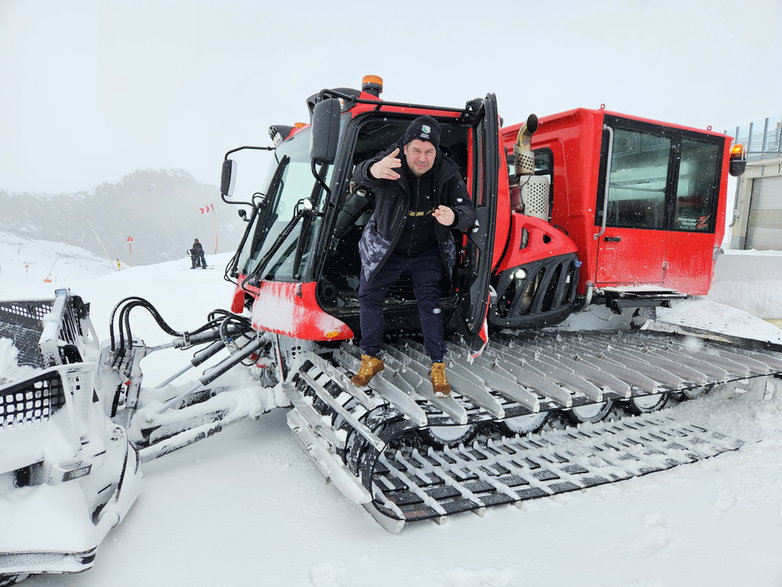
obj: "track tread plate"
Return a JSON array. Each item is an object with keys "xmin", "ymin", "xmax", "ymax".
[
  {"xmin": 320, "ymin": 331, "xmax": 782, "ymax": 431},
  {"xmin": 369, "ymin": 413, "xmax": 744, "ymax": 524}
]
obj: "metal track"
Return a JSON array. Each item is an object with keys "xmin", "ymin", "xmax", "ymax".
[
  {"xmin": 365, "ymin": 415, "xmax": 744, "ymax": 529},
  {"xmin": 284, "ymin": 329, "xmax": 782, "ymax": 530}
]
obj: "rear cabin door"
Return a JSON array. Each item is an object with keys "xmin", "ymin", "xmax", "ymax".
[
  {"xmin": 594, "ymin": 116, "xmax": 723, "ymax": 290},
  {"xmin": 458, "ymin": 93, "xmax": 500, "ymax": 349}
]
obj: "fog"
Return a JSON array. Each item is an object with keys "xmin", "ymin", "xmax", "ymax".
[{"xmin": 1, "ymin": 0, "xmax": 780, "ymax": 193}]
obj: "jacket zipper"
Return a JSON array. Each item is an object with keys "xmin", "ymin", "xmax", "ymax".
[{"xmin": 407, "ymin": 178, "xmax": 420, "ymax": 256}]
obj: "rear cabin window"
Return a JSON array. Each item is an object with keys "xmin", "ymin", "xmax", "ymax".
[
  {"xmin": 596, "ymin": 116, "xmax": 723, "ymax": 233},
  {"xmin": 605, "ymin": 129, "xmax": 670, "ymax": 230},
  {"xmin": 674, "ymin": 139, "xmax": 721, "ymax": 232}
]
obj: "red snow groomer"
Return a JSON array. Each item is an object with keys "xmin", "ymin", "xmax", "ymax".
[
  {"xmin": 3, "ymin": 75, "xmax": 778, "ymax": 584},
  {"xmin": 108, "ymin": 76, "xmax": 772, "ymax": 531},
  {"xmin": 193, "ymin": 76, "xmax": 768, "ymax": 529}
]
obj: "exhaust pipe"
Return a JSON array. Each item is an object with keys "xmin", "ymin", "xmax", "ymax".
[{"xmin": 512, "ymin": 114, "xmax": 549, "ymax": 221}]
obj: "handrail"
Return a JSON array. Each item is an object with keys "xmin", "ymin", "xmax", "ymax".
[{"xmin": 594, "ymin": 124, "xmax": 614, "ymax": 240}]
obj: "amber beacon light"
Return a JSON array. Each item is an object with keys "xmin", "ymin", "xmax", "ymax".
[
  {"xmin": 729, "ymin": 143, "xmax": 747, "ymax": 177},
  {"xmin": 361, "ymin": 75, "xmax": 383, "ymax": 97}
]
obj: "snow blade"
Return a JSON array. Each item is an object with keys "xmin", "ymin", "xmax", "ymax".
[
  {"xmin": 365, "ymin": 415, "xmax": 743, "ymax": 528},
  {"xmin": 0, "ymin": 298, "xmax": 51, "ymax": 368},
  {"xmin": 0, "ymin": 290, "xmax": 142, "ymax": 582},
  {"xmin": 0, "ymin": 366, "xmax": 143, "ymax": 580},
  {"xmin": 0, "ymin": 290, "xmax": 92, "ymax": 369}
]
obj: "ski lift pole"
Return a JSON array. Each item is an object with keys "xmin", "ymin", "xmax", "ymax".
[
  {"xmin": 84, "ymin": 215, "xmax": 115, "ymax": 269},
  {"xmin": 44, "ymin": 244, "xmax": 67, "ymax": 282},
  {"xmin": 213, "ymin": 205, "xmax": 218, "ymax": 254}
]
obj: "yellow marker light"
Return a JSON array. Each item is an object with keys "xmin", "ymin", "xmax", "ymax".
[
  {"xmin": 324, "ymin": 330, "xmax": 341, "ymax": 339},
  {"xmin": 361, "ymin": 75, "xmax": 383, "ymax": 97},
  {"xmin": 728, "ymin": 143, "xmax": 747, "ymax": 177},
  {"xmin": 362, "ymin": 74, "xmax": 383, "ymax": 87},
  {"xmin": 730, "ymin": 144, "xmax": 745, "ymax": 158}
]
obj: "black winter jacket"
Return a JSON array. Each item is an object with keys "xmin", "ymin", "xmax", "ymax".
[{"xmin": 352, "ymin": 142, "xmax": 476, "ymax": 283}]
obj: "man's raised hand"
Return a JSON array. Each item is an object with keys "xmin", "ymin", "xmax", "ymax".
[{"xmin": 369, "ymin": 148, "xmax": 402, "ymax": 180}]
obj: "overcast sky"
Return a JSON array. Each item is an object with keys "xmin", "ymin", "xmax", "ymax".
[{"xmin": 1, "ymin": 0, "xmax": 780, "ymax": 194}]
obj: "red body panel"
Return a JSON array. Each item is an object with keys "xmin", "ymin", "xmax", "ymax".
[
  {"xmin": 496, "ymin": 214, "xmax": 578, "ymax": 273},
  {"xmin": 349, "ymin": 92, "xmax": 464, "ymax": 121},
  {"xmin": 595, "ymin": 228, "xmax": 665, "ymax": 284},
  {"xmin": 492, "ymin": 133, "xmax": 512, "ymax": 269},
  {"xmin": 249, "ymin": 281, "xmax": 353, "ymax": 341},
  {"xmin": 501, "ymin": 108, "xmax": 730, "ymax": 296}
]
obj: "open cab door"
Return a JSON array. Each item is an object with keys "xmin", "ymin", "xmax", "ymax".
[{"xmin": 456, "ymin": 93, "xmax": 500, "ymax": 355}]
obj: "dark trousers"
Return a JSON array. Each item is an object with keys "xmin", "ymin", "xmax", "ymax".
[
  {"xmin": 358, "ymin": 250, "xmax": 445, "ymax": 361},
  {"xmin": 192, "ymin": 251, "xmax": 206, "ymax": 268}
]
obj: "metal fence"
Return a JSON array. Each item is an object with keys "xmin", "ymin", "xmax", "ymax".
[{"xmin": 727, "ymin": 116, "xmax": 782, "ymax": 160}]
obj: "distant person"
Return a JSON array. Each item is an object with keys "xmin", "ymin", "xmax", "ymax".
[{"xmin": 190, "ymin": 238, "xmax": 207, "ymax": 269}]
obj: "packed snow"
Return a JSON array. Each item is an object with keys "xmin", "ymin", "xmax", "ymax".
[{"xmin": 1, "ymin": 245, "xmax": 782, "ymax": 587}]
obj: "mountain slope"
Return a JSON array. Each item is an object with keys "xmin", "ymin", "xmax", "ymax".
[{"xmin": 0, "ymin": 170, "xmax": 242, "ymax": 266}]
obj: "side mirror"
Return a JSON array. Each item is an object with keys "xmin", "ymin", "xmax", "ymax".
[
  {"xmin": 221, "ymin": 159, "xmax": 237, "ymax": 197},
  {"xmin": 309, "ymin": 98, "xmax": 342, "ymax": 164}
]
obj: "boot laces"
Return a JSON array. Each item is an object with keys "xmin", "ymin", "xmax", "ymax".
[
  {"xmin": 431, "ymin": 364, "xmax": 448, "ymax": 386},
  {"xmin": 357, "ymin": 356, "xmax": 380, "ymax": 378},
  {"xmin": 358, "ymin": 359, "xmax": 375, "ymax": 378}
]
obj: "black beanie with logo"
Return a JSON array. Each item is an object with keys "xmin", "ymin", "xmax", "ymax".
[{"xmin": 402, "ymin": 116, "xmax": 441, "ymax": 149}]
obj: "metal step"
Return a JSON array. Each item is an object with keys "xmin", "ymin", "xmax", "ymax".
[{"xmin": 325, "ymin": 330, "xmax": 782, "ymax": 429}]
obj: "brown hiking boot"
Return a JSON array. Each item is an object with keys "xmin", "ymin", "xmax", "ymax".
[
  {"xmin": 430, "ymin": 362, "xmax": 451, "ymax": 397},
  {"xmin": 351, "ymin": 354, "xmax": 384, "ymax": 387}
]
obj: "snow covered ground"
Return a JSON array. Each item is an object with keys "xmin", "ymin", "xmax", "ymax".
[
  {"xmin": 0, "ymin": 232, "xmax": 120, "ymax": 285},
  {"xmin": 2, "ymin": 247, "xmax": 782, "ymax": 587}
]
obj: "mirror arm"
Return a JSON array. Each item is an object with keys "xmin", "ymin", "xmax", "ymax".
[
  {"xmin": 223, "ymin": 145, "xmax": 275, "ymax": 158},
  {"xmin": 221, "ymin": 146, "xmax": 276, "ymax": 207},
  {"xmin": 311, "ymin": 159, "xmax": 331, "ymax": 196}
]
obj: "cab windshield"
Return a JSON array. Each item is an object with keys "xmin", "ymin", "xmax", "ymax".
[{"xmin": 237, "ymin": 126, "xmax": 335, "ymax": 281}]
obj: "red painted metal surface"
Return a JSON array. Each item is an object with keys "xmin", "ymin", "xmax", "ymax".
[
  {"xmin": 248, "ymin": 281, "xmax": 353, "ymax": 341},
  {"xmin": 495, "ymin": 214, "xmax": 578, "ymax": 273},
  {"xmin": 500, "ymin": 108, "xmax": 731, "ymax": 296}
]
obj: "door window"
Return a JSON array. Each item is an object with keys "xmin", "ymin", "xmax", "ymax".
[
  {"xmin": 673, "ymin": 139, "xmax": 720, "ymax": 232},
  {"xmin": 597, "ymin": 116, "xmax": 723, "ymax": 233},
  {"xmin": 604, "ymin": 129, "xmax": 670, "ymax": 230}
]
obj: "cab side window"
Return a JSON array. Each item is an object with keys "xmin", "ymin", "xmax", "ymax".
[{"xmin": 596, "ymin": 117, "xmax": 722, "ymax": 233}]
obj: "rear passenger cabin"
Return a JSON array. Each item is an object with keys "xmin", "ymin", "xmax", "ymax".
[{"xmin": 525, "ymin": 109, "xmax": 728, "ymax": 298}]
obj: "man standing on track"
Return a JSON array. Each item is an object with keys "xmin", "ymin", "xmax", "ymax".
[{"xmin": 349, "ymin": 116, "xmax": 475, "ymax": 397}]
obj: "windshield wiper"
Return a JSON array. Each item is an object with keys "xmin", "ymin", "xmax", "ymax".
[
  {"xmin": 292, "ymin": 163, "xmax": 330, "ymax": 279},
  {"xmin": 257, "ymin": 155, "xmax": 290, "ymax": 236},
  {"xmin": 291, "ymin": 200, "xmax": 316, "ymax": 280},
  {"xmin": 241, "ymin": 198, "xmax": 313, "ymax": 290}
]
